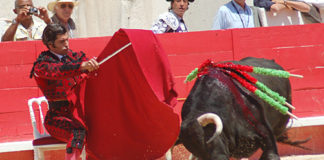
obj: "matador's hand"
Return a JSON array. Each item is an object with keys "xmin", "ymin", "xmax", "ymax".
[{"xmin": 81, "ymin": 58, "xmax": 99, "ymax": 72}]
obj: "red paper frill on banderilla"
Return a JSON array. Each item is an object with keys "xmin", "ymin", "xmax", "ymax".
[{"xmin": 83, "ymin": 29, "xmax": 180, "ymax": 160}]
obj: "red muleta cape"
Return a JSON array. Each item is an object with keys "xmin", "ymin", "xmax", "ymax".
[{"xmin": 84, "ymin": 29, "xmax": 180, "ymax": 159}]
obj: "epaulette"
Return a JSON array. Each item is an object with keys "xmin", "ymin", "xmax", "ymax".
[
  {"xmin": 30, "ymin": 51, "xmax": 59, "ymax": 78},
  {"xmin": 159, "ymin": 12, "xmax": 179, "ymax": 31}
]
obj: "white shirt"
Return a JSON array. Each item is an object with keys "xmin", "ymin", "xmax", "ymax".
[
  {"xmin": 51, "ymin": 51, "xmax": 64, "ymax": 60},
  {"xmin": 212, "ymin": 0, "xmax": 254, "ymax": 30}
]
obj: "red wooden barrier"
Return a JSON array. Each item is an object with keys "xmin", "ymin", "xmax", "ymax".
[{"xmin": 0, "ymin": 24, "xmax": 323, "ymax": 157}]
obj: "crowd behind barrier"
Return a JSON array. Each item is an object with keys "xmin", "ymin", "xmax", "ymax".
[{"xmin": 1, "ymin": 0, "xmax": 324, "ymax": 42}]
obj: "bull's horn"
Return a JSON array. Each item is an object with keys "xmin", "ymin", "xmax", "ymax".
[{"xmin": 197, "ymin": 113, "xmax": 223, "ymax": 144}]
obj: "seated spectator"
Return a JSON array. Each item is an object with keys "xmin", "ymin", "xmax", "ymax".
[
  {"xmin": 0, "ymin": 0, "xmax": 51, "ymax": 42},
  {"xmin": 47, "ymin": 0, "xmax": 79, "ymax": 38},
  {"xmin": 254, "ymin": 0, "xmax": 321, "ymax": 23},
  {"xmin": 212, "ymin": 0, "xmax": 255, "ymax": 30},
  {"xmin": 151, "ymin": 0, "xmax": 194, "ymax": 34}
]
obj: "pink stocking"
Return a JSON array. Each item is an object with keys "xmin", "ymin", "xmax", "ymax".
[{"xmin": 65, "ymin": 148, "xmax": 81, "ymax": 160}]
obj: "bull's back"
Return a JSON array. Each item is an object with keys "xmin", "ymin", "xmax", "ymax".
[{"xmin": 235, "ymin": 57, "xmax": 291, "ymax": 136}]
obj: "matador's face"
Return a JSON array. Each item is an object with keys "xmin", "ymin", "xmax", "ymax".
[{"xmin": 49, "ymin": 33, "xmax": 70, "ymax": 55}]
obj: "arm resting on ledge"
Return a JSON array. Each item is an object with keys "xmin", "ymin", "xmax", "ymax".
[{"xmin": 272, "ymin": 0, "xmax": 311, "ymax": 13}]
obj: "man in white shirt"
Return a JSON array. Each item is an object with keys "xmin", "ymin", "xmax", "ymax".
[
  {"xmin": 0, "ymin": 0, "xmax": 51, "ymax": 42},
  {"xmin": 212, "ymin": 0, "xmax": 255, "ymax": 30}
]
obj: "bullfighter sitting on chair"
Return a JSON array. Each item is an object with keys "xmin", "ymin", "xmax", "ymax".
[{"xmin": 30, "ymin": 23, "xmax": 99, "ymax": 160}]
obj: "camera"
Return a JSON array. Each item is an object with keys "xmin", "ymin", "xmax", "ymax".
[{"xmin": 28, "ymin": 7, "xmax": 38, "ymax": 15}]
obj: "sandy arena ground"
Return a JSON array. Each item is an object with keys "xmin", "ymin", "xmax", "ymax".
[{"xmin": 281, "ymin": 154, "xmax": 324, "ymax": 160}]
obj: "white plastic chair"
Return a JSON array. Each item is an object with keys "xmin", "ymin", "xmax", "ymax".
[{"xmin": 28, "ymin": 96, "xmax": 86, "ymax": 160}]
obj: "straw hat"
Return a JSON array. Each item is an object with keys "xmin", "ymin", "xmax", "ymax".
[
  {"xmin": 166, "ymin": 0, "xmax": 194, "ymax": 2},
  {"xmin": 47, "ymin": 0, "xmax": 79, "ymax": 12}
]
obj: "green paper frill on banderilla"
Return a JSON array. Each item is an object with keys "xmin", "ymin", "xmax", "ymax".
[
  {"xmin": 254, "ymin": 89, "xmax": 289, "ymax": 115},
  {"xmin": 255, "ymin": 81, "xmax": 287, "ymax": 105},
  {"xmin": 253, "ymin": 67, "xmax": 290, "ymax": 78},
  {"xmin": 184, "ymin": 68, "xmax": 198, "ymax": 83}
]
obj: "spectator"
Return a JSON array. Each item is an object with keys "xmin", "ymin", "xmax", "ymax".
[
  {"xmin": 151, "ymin": 0, "xmax": 194, "ymax": 33},
  {"xmin": 254, "ymin": 0, "xmax": 321, "ymax": 23},
  {"xmin": 0, "ymin": 0, "xmax": 51, "ymax": 42},
  {"xmin": 212, "ymin": 0, "xmax": 255, "ymax": 30},
  {"xmin": 47, "ymin": 0, "xmax": 79, "ymax": 38},
  {"xmin": 30, "ymin": 23, "xmax": 99, "ymax": 160}
]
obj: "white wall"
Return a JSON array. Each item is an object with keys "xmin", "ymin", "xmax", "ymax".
[{"xmin": 0, "ymin": 0, "xmax": 252, "ymax": 37}]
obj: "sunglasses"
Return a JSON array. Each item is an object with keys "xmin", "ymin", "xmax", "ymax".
[{"xmin": 60, "ymin": 3, "xmax": 74, "ymax": 9}]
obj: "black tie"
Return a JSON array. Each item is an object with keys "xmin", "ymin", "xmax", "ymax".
[{"xmin": 61, "ymin": 55, "xmax": 67, "ymax": 63}]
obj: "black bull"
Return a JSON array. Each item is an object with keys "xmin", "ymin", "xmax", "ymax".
[{"xmin": 178, "ymin": 57, "xmax": 308, "ymax": 160}]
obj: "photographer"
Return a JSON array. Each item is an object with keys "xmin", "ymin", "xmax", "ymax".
[{"xmin": 0, "ymin": 0, "xmax": 52, "ymax": 42}]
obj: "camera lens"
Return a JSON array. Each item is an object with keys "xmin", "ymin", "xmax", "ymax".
[{"xmin": 28, "ymin": 7, "xmax": 38, "ymax": 15}]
